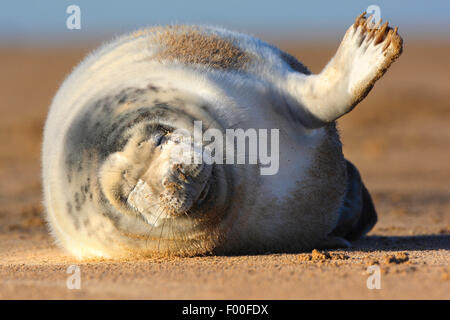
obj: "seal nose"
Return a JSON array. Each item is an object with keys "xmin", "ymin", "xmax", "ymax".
[{"xmin": 160, "ymin": 162, "xmax": 213, "ymax": 216}]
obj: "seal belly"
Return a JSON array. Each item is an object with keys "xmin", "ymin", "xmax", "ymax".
[
  {"xmin": 273, "ymin": 122, "xmax": 347, "ymax": 252},
  {"xmin": 218, "ymin": 122, "xmax": 347, "ymax": 254},
  {"xmin": 285, "ymin": 122, "xmax": 347, "ymax": 249}
]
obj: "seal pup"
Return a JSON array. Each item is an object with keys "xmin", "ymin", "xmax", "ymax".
[{"xmin": 42, "ymin": 13, "xmax": 402, "ymax": 258}]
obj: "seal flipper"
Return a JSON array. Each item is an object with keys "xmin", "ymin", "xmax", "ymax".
[
  {"xmin": 330, "ymin": 160, "xmax": 377, "ymax": 241},
  {"xmin": 284, "ymin": 12, "xmax": 403, "ymax": 128}
]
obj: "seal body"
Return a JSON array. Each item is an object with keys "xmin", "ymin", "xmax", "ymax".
[{"xmin": 43, "ymin": 15, "xmax": 401, "ymax": 258}]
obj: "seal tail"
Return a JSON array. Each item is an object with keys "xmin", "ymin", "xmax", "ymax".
[{"xmin": 330, "ymin": 160, "xmax": 378, "ymax": 241}]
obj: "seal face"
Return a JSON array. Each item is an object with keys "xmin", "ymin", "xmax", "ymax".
[
  {"xmin": 60, "ymin": 87, "xmax": 234, "ymax": 257},
  {"xmin": 43, "ymin": 13, "xmax": 401, "ymax": 258}
]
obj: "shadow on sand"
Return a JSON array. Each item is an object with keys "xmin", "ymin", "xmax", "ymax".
[
  {"xmin": 214, "ymin": 234, "xmax": 450, "ymax": 257},
  {"xmin": 351, "ymin": 234, "xmax": 450, "ymax": 252}
]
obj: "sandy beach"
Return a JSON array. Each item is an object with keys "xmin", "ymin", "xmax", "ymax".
[{"xmin": 0, "ymin": 39, "xmax": 449, "ymax": 299}]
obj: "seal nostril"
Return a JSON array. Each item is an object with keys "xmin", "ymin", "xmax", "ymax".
[{"xmin": 196, "ymin": 181, "xmax": 211, "ymax": 205}]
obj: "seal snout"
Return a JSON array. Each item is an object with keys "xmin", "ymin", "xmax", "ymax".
[{"xmin": 159, "ymin": 161, "xmax": 213, "ymax": 216}]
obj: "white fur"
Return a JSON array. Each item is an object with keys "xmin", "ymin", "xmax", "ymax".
[{"xmin": 43, "ymin": 17, "xmax": 401, "ymax": 258}]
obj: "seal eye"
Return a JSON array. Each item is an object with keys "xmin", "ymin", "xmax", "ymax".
[
  {"xmin": 154, "ymin": 132, "xmax": 167, "ymax": 147},
  {"xmin": 145, "ymin": 124, "xmax": 172, "ymax": 147}
]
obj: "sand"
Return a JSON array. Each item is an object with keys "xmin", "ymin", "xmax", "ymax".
[{"xmin": 0, "ymin": 40, "xmax": 448, "ymax": 299}]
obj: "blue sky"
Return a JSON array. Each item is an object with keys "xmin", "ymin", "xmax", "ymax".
[{"xmin": 1, "ymin": 0, "xmax": 449, "ymax": 44}]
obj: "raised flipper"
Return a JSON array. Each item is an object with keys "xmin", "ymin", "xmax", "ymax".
[
  {"xmin": 284, "ymin": 12, "xmax": 403, "ymax": 128},
  {"xmin": 330, "ymin": 160, "xmax": 378, "ymax": 241}
]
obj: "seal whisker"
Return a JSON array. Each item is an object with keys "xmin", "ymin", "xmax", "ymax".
[{"xmin": 157, "ymin": 213, "xmax": 168, "ymax": 253}]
